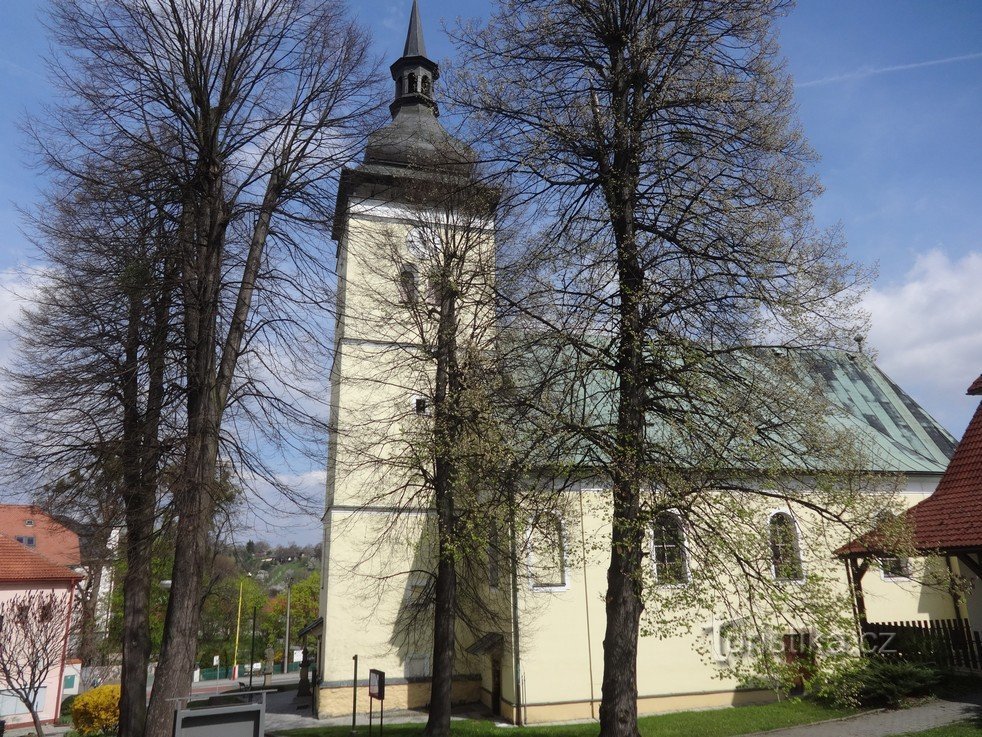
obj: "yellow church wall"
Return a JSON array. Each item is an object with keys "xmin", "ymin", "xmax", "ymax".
[
  {"xmin": 505, "ymin": 478, "xmax": 953, "ymax": 721},
  {"xmin": 321, "ymin": 171, "xmax": 957, "ymax": 726}
]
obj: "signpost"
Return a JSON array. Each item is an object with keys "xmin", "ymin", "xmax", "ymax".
[{"xmin": 368, "ymin": 669, "xmax": 385, "ymax": 737}]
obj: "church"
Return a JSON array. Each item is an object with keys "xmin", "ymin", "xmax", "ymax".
[{"xmin": 313, "ymin": 3, "xmax": 964, "ymax": 724}]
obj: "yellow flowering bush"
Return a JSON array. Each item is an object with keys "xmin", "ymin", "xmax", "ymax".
[{"xmin": 71, "ymin": 684, "xmax": 121, "ymax": 736}]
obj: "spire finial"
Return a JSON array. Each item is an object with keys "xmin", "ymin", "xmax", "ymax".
[
  {"xmin": 403, "ymin": 0, "xmax": 427, "ymax": 58},
  {"xmin": 388, "ymin": 0, "xmax": 439, "ymax": 117}
]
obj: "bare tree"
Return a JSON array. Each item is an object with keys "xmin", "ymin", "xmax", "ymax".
[
  {"xmin": 452, "ymin": 2, "xmax": 884, "ymax": 734},
  {"xmin": 9, "ymin": 2, "xmax": 381, "ymax": 736},
  {"xmin": 5, "ymin": 143, "xmax": 182, "ymax": 737},
  {"xmin": 0, "ymin": 591, "xmax": 77, "ymax": 737}
]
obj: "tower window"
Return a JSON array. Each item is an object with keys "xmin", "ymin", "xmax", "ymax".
[
  {"xmin": 408, "ymin": 72, "xmax": 418, "ymax": 94},
  {"xmin": 414, "ymin": 397, "xmax": 429, "ymax": 415},
  {"xmin": 398, "ymin": 263, "xmax": 419, "ymax": 303},
  {"xmin": 421, "ymin": 76, "xmax": 431, "ymax": 96}
]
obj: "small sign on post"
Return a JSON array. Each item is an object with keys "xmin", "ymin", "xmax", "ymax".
[{"xmin": 368, "ymin": 669, "xmax": 385, "ymax": 737}]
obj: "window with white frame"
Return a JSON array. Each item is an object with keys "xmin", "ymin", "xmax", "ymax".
[
  {"xmin": 875, "ymin": 511, "xmax": 910, "ymax": 579},
  {"xmin": 769, "ymin": 512, "xmax": 803, "ymax": 581},
  {"xmin": 652, "ymin": 512, "xmax": 688, "ymax": 585},
  {"xmin": 529, "ymin": 513, "xmax": 565, "ymax": 588}
]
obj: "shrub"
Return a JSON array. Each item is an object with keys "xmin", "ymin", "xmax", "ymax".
[
  {"xmin": 809, "ymin": 656, "xmax": 940, "ymax": 709},
  {"xmin": 71, "ymin": 684, "xmax": 121, "ymax": 737}
]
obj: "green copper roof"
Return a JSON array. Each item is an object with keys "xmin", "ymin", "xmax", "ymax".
[
  {"xmin": 808, "ymin": 351, "xmax": 955, "ymax": 474},
  {"xmin": 509, "ymin": 344, "xmax": 956, "ymax": 476}
]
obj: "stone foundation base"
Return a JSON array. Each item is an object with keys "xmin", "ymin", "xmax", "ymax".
[
  {"xmin": 509, "ymin": 688, "xmax": 777, "ymax": 724},
  {"xmin": 317, "ymin": 677, "xmax": 481, "ymax": 718}
]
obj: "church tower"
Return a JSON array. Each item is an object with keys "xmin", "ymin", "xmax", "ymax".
[{"xmin": 315, "ymin": 2, "xmax": 500, "ymax": 717}]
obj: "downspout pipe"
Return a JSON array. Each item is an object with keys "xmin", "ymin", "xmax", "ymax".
[{"xmin": 508, "ymin": 481, "xmax": 523, "ymax": 726}]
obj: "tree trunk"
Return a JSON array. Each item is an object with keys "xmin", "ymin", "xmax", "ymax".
[
  {"xmin": 29, "ymin": 705, "xmax": 46, "ymax": 737},
  {"xmin": 144, "ymin": 444, "xmax": 218, "ymax": 737},
  {"xmin": 119, "ymin": 505, "xmax": 153, "ymax": 737},
  {"xmin": 424, "ymin": 269, "xmax": 460, "ymax": 737},
  {"xmin": 424, "ymin": 525, "xmax": 457, "ymax": 737},
  {"xmin": 145, "ymin": 195, "xmax": 224, "ymax": 737},
  {"xmin": 598, "ymin": 62, "xmax": 645, "ymax": 736}
]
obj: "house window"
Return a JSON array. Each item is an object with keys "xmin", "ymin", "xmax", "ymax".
[
  {"xmin": 15, "ymin": 535, "xmax": 36, "ymax": 548},
  {"xmin": 24, "ymin": 519, "xmax": 35, "ymax": 527},
  {"xmin": 652, "ymin": 512, "xmax": 688, "ymax": 585},
  {"xmin": 412, "ymin": 396, "xmax": 430, "ymax": 416},
  {"xmin": 875, "ymin": 511, "xmax": 910, "ymax": 579},
  {"xmin": 769, "ymin": 512, "xmax": 803, "ymax": 581},
  {"xmin": 63, "ymin": 674, "xmax": 76, "ymax": 690},
  {"xmin": 530, "ymin": 513, "xmax": 565, "ymax": 589}
]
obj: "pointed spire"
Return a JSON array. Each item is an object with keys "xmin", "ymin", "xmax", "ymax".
[
  {"xmin": 403, "ymin": 0, "xmax": 427, "ymax": 58},
  {"xmin": 388, "ymin": 0, "xmax": 439, "ymax": 118}
]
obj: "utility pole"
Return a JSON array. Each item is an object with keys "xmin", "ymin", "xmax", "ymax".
[
  {"xmin": 232, "ymin": 577, "xmax": 245, "ymax": 679},
  {"xmin": 283, "ymin": 576, "xmax": 293, "ymax": 674}
]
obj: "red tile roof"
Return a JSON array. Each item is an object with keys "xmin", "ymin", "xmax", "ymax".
[
  {"xmin": 0, "ymin": 534, "xmax": 83, "ymax": 583},
  {"xmin": 0, "ymin": 504, "xmax": 81, "ymax": 567},
  {"xmin": 840, "ymin": 374, "xmax": 982, "ymax": 555}
]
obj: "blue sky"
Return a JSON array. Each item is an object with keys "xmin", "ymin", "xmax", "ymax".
[{"xmin": 0, "ymin": 1, "xmax": 980, "ymax": 541}]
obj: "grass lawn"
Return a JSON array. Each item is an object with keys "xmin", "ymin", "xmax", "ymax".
[
  {"xmin": 889, "ymin": 722, "xmax": 982, "ymax": 737},
  {"xmin": 277, "ymin": 699, "xmax": 855, "ymax": 737}
]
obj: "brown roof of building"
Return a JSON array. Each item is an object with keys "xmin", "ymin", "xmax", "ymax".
[
  {"xmin": 840, "ymin": 374, "xmax": 982, "ymax": 556},
  {"xmin": 0, "ymin": 504, "xmax": 82, "ymax": 567},
  {"xmin": 0, "ymin": 534, "xmax": 83, "ymax": 583}
]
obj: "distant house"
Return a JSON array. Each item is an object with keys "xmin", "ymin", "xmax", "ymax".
[
  {"xmin": 0, "ymin": 533, "xmax": 82, "ymax": 729},
  {"xmin": 0, "ymin": 505, "xmax": 82, "ymax": 569}
]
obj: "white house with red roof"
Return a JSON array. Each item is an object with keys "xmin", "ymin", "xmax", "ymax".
[{"xmin": 0, "ymin": 512, "xmax": 83, "ymax": 730}]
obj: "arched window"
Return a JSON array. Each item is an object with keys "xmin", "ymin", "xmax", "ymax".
[
  {"xmin": 875, "ymin": 511, "xmax": 910, "ymax": 579},
  {"xmin": 529, "ymin": 513, "xmax": 565, "ymax": 589},
  {"xmin": 398, "ymin": 263, "xmax": 418, "ymax": 303},
  {"xmin": 407, "ymin": 72, "xmax": 418, "ymax": 93},
  {"xmin": 421, "ymin": 75, "xmax": 431, "ymax": 96},
  {"xmin": 652, "ymin": 512, "xmax": 688, "ymax": 585},
  {"xmin": 769, "ymin": 512, "xmax": 803, "ymax": 581}
]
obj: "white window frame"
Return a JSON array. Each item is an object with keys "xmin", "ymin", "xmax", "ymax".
[
  {"xmin": 527, "ymin": 512, "xmax": 568, "ymax": 592},
  {"xmin": 874, "ymin": 511, "xmax": 911, "ymax": 581},
  {"xmin": 650, "ymin": 511, "xmax": 690, "ymax": 587},
  {"xmin": 768, "ymin": 510, "xmax": 805, "ymax": 583}
]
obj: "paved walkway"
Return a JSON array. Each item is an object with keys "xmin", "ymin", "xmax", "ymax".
[
  {"xmin": 746, "ymin": 695, "xmax": 982, "ymax": 737},
  {"xmin": 263, "ymin": 689, "xmax": 493, "ymax": 733}
]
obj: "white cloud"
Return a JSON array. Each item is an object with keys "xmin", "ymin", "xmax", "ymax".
[{"xmin": 864, "ymin": 249, "xmax": 982, "ymax": 436}]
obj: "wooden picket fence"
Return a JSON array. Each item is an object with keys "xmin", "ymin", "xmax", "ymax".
[{"xmin": 862, "ymin": 618, "xmax": 982, "ymax": 671}]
